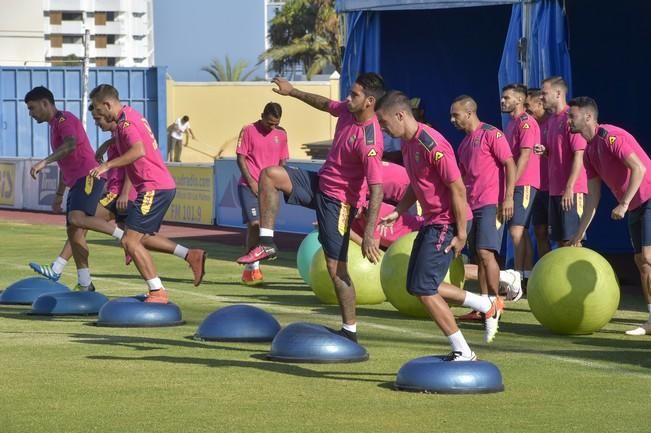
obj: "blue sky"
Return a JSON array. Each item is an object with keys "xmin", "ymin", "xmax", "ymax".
[{"xmin": 154, "ymin": 0, "xmax": 267, "ymax": 82}]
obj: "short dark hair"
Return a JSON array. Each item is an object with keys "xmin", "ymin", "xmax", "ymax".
[
  {"xmin": 262, "ymin": 102, "xmax": 282, "ymax": 118},
  {"xmin": 181, "ymin": 115, "xmax": 190, "ymax": 122},
  {"xmin": 527, "ymin": 88, "xmax": 542, "ymax": 98},
  {"xmin": 502, "ymin": 83, "xmax": 528, "ymax": 96},
  {"xmin": 568, "ymin": 96, "xmax": 599, "ymax": 120},
  {"xmin": 24, "ymin": 86, "xmax": 54, "ymax": 105},
  {"xmin": 542, "ymin": 76, "xmax": 568, "ymax": 93},
  {"xmin": 375, "ymin": 90, "xmax": 412, "ymax": 114},
  {"xmin": 355, "ymin": 72, "xmax": 386, "ymax": 102},
  {"xmin": 452, "ymin": 94, "xmax": 477, "ymax": 112},
  {"xmin": 89, "ymin": 84, "xmax": 120, "ymax": 101}
]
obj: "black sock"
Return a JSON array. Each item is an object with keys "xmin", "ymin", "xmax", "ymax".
[{"xmin": 260, "ymin": 236, "xmax": 274, "ymax": 246}]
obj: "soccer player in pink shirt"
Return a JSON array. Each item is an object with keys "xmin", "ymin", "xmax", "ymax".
[
  {"xmin": 452, "ymin": 95, "xmax": 515, "ymax": 338},
  {"xmin": 501, "ymin": 83, "xmax": 542, "ymax": 298},
  {"xmin": 350, "ymin": 202, "xmax": 424, "ymax": 249},
  {"xmin": 88, "ymin": 84, "xmax": 205, "ymax": 304},
  {"xmin": 567, "ymin": 97, "xmax": 651, "ymax": 336},
  {"xmin": 24, "ymin": 86, "xmax": 126, "ymax": 291},
  {"xmin": 540, "ymin": 76, "xmax": 588, "ymax": 246},
  {"xmin": 526, "ymin": 88, "xmax": 552, "ymax": 259},
  {"xmin": 236, "ymin": 102, "xmax": 289, "ymax": 285},
  {"xmin": 377, "ymin": 91, "xmax": 504, "ymax": 359},
  {"xmin": 237, "ymin": 73, "xmax": 386, "ymax": 343}
]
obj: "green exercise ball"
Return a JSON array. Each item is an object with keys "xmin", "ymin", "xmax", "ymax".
[{"xmin": 296, "ymin": 230, "xmax": 321, "ymax": 285}]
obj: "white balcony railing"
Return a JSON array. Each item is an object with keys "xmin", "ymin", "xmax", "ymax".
[{"xmin": 45, "ymin": 21, "xmax": 85, "ymax": 35}]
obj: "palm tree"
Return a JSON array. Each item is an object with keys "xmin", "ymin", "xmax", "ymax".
[
  {"xmin": 201, "ymin": 55, "xmax": 257, "ymax": 81},
  {"xmin": 259, "ymin": 0, "xmax": 342, "ymax": 80}
]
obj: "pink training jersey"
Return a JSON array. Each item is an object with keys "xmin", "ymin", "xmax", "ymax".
[
  {"xmin": 318, "ymin": 101, "xmax": 384, "ymax": 206},
  {"xmin": 105, "ymin": 138, "xmax": 138, "ymax": 201},
  {"xmin": 538, "ymin": 115, "xmax": 551, "ymax": 192},
  {"xmin": 505, "ymin": 113, "xmax": 541, "ymax": 189},
  {"xmin": 351, "ymin": 202, "xmax": 424, "ymax": 249},
  {"xmin": 546, "ymin": 107, "xmax": 588, "ymax": 196},
  {"xmin": 584, "ymin": 124, "xmax": 651, "ymax": 211},
  {"xmin": 402, "ymin": 123, "xmax": 471, "ymax": 225},
  {"xmin": 457, "ymin": 122, "xmax": 513, "ymax": 210},
  {"xmin": 49, "ymin": 111, "xmax": 98, "ymax": 187},
  {"xmin": 115, "ymin": 106, "xmax": 176, "ymax": 192},
  {"xmin": 359, "ymin": 161, "xmax": 410, "ymax": 205},
  {"xmin": 236, "ymin": 121, "xmax": 289, "ymax": 185}
]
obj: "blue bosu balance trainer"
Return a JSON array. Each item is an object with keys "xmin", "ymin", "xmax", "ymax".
[
  {"xmin": 95, "ymin": 296, "xmax": 184, "ymax": 327},
  {"xmin": 395, "ymin": 355, "xmax": 504, "ymax": 394},
  {"xmin": 30, "ymin": 291, "xmax": 109, "ymax": 316},
  {"xmin": 0, "ymin": 277, "xmax": 70, "ymax": 305},
  {"xmin": 194, "ymin": 304, "xmax": 281, "ymax": 342},
  {"xmin": 267, "ymin": 322, "xmax": 368, "ymax": 363}
]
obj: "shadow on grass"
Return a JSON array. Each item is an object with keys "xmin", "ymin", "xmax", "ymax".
[
  {"xmin": 86, "ymin": 352, "xmax": 394, "ymax": 384},
  {"xmin": 69, "ymin": 333, "xmax": 260, "ymax": 353},
  {"xmin": 0, "ymin": 305, "xmax": 93, "ymax": 322}
]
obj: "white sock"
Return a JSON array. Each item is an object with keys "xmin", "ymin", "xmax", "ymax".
[
  {"xmin": 342, "ymin": 323, "xmax": 357, "ymax": 333},
  {"xmin": 146, "ymin": 277, "xmax": 163, "ymax": 291},
  {"xmin": 462, "ymin": 292, "xmax": 491, "ymax": 313},
  {"xmin": 77, "ymin": 268, "xmax": 92, "ymax": 287},
  {"xmin": 448, "ymin": 330, "xmax": 472, "ymax": 356},
  {"xmin": 259, "ymin": 228, "xmax": 274, "ymax": 238},
  {"xmin": 499, "ymin": 270, "xmax": 510, "ymax": 282},
  {"xmin": 174, "ymin": 245, "xmax": 189, "ymax": 259},
  {"xmin": 52, "ymin": 256, "xmax": 68, "ymax": 274},
  {"xmin": 251, "ymin": 261, "xmax": 260, "ymax": 270},
  {"xmin": 244, "ymin": 263, "xmax": 255, "ymax": 271},
  {"xmin": 523, "ymin": 270, "xmax": 531, "ymax": 279},
  {"xmin": 112, "ymin": 227, "xmax": 124, "ymax": 240}
]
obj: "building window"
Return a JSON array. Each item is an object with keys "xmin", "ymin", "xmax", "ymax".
[
  {"xmin": 106, "ymin": 12, "xmax": 116, "ymax": 21},
  {"xmin": 107, "ymin": 35, "xmax": 117, "ymax": 44},
  {"xmin": 62, "ymin": 35, "xmax": 83, "ymax": 44},
  {"xmin": 107, "ymin": 58, "xmax": 117, "ymax": 66},
  {"xmin": 62, "ymin": 12, "xmax": 83, "ymax": 21}
]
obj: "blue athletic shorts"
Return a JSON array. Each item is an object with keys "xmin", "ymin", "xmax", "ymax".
[
  {"xmin": 284, "ymin": 166, "xmax": 319, "ymax": 209},
  {"xmin": 628, "ymin": 199, "xmax": 651, "ymax": 253},
  {"xmin": 99, "ymin": 192, "xmax": 131, "ymax": 224},
  {"xmin": 66, "ymin": 175, "xmax": 105, "ymax": 222},
  {"xmin": 531, "ymin": 189, "xmax": 549, "ymax": 226},
  {"xmin": 126, "ymin": 189, "xmax": 176, "ymax": 235},
  {"xmin": 467, "ymin": 204, "xmax": 504, "ymax": 255},
  {"xmin": 549, "ymin": 193, "xmax": 583, "ymax": 242},
  {"xmin": 511, "ymin": 185, "xmax": 538, "ymax": 227},
  {"xmin": 406, "ymin": 224, "xmax": 455, "ymax": 296},
  {"xmin": 237, "ymin": 184, "xmax": 259, "ymax": 224}
]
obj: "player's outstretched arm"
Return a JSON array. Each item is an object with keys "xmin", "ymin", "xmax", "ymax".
[{"xmin": 271, "ymin": 77, "xmax": 331, "ymax": 112}]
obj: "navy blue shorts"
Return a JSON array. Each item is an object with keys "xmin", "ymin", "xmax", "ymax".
[
  {"xmin": 406, "ymin": 224, "xmax": 455, "ymax": 296},
  {"xmin": 66, "ymin": 175, "xmax": 105, "ymax": 221},
  {"xmin": 532, "ymin": 189, "xmax": 549, "ymax": 226},
  {"xmin": 126, "ymin": 189, "xmax": 176, "ymax": 235},
  {"xmin": 549, "ymin": 194, "xmax": 583, "ymax": 242},
  {"xmin": 467, "ymin": 205, "xmax": 504, "ymax": 255},
  {"xmin": 628, "ymin": 200, "xmax": 651, "ymax": 253},
  {"xmin": 237, "ymin": 184, "xmax": 259, "ymax": 224},
  {"xmin": 511, "ymin": 185, "xmax": 537, "ymax": 227},
  {"xmin": 99, "ymin": 192, "xmax": 131, "ymax": 224},
  {"xmin": 284, "ymin": 166, "xmax": 355, "ymax": 261}
]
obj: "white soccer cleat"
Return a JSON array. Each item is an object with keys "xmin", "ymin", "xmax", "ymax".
[
  {"xmin": 500, "ymin": 269, "xmax": 523, "ymax": 302},
  {"xmin": 445, "ymin": 351, "xmax": 477, "ymax": 362},
  {"xmin": 624, "ymin": 323, "xmax": 651, "ymax": 336},
  {"xmin": 484, "ymin": 297, "xmax": 504, "ymax": 343}
]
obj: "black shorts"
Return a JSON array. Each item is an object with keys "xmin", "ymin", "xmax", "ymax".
[
  {"xmin": 99, "ymin": 192, "xmax": 132, "ymax": 223},
  {"xmin": 66, "ymin": 175, "xmax": 105, "ymax": 223},
  {"xmin": 549, "ymin": 194, "xmax": 583, "ymax": 242},
  {"xmin": 126, "ymin": 189, "xmax": 176, "ymax": 235},
  {"xmin": 467, "ymin": 205, "xmax": 504, "ymax": 255},
  {"xmin": 237, "ymin": 184, "xmax": 259, "ymax": 224},
  {"xmin": 406, "ymin": 224, "xmax": 455, "ymax": 296},
  {"xmin": 628, "ymin": 199, "xmax": 651, "ymax": 253},
  {"xmin": 532, "ymin": 189, "xmax": 549, "ymax": 226},
  {"xmin": 511, "ymin": 185, "xmax": 537, "ymax": 227}
]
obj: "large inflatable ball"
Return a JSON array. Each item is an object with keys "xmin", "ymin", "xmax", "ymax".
[
  {"xmin": 309, "ymin": 242, "xmax": 385, "ymax": 305},
  {"xmin": 380, "ymin": 232, "xmax": 465, "ymax": 318},
  {"xmin": 296, "ymin": 230, "xmax": 321, "ymax": 285},
  {"xmin": 527, "ymin": 247, "xmax": 620, "ymax": 335}
]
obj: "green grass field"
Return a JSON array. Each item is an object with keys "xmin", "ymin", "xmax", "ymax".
[{"xmin": 0, "ymin": 219, "xmax": 649, "ymax": 433}]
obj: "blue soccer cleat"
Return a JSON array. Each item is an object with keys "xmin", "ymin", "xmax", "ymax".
[{"xmin": 29, "ymin": 262, "xmax": 61, "ymax": 281}]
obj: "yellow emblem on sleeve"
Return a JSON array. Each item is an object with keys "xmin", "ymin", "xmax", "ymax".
[
  {"xmin": 522, "ymin": 123, "xmax": 530, "ymax": 129},
  {"xmin": 435, "ymin": 151, "xmax": 444, "ymax": 161},
  {"xmin": 608, "ymin": 136, "xmax": 616, "ymax": 145},
  {"xmin": 367, "ymin": 148, "xmax": 377, "ymax": 157},
  {"xmin": 496, "ymin": 132, "xmax": 503, "ymax": 139}
]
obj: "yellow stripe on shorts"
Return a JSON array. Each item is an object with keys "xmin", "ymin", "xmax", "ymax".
[
  {"xmin": 522, "ymin": 185, "xmax": 531, "ymax": 209},
  {"xmin": 337, "ymin": 202, "xmax": 351, "ymax": 236},
  {"xmin": 99, "ymin": 192, "xmax": 117, "ymax": 207},
  {"xmin": 496, "ymin": 206, "xmax": 502, "ymax": 230},
  {"xmin": 576, "ymin": 192, "xmax": 584, "ymax": 218},
  {"xmin": 84, "ymin": 176, "xmax": 94, "ymax": 195},
  {"xmin": 140, "ymin": 191, "xmax": 155, "ymax": 216}
]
